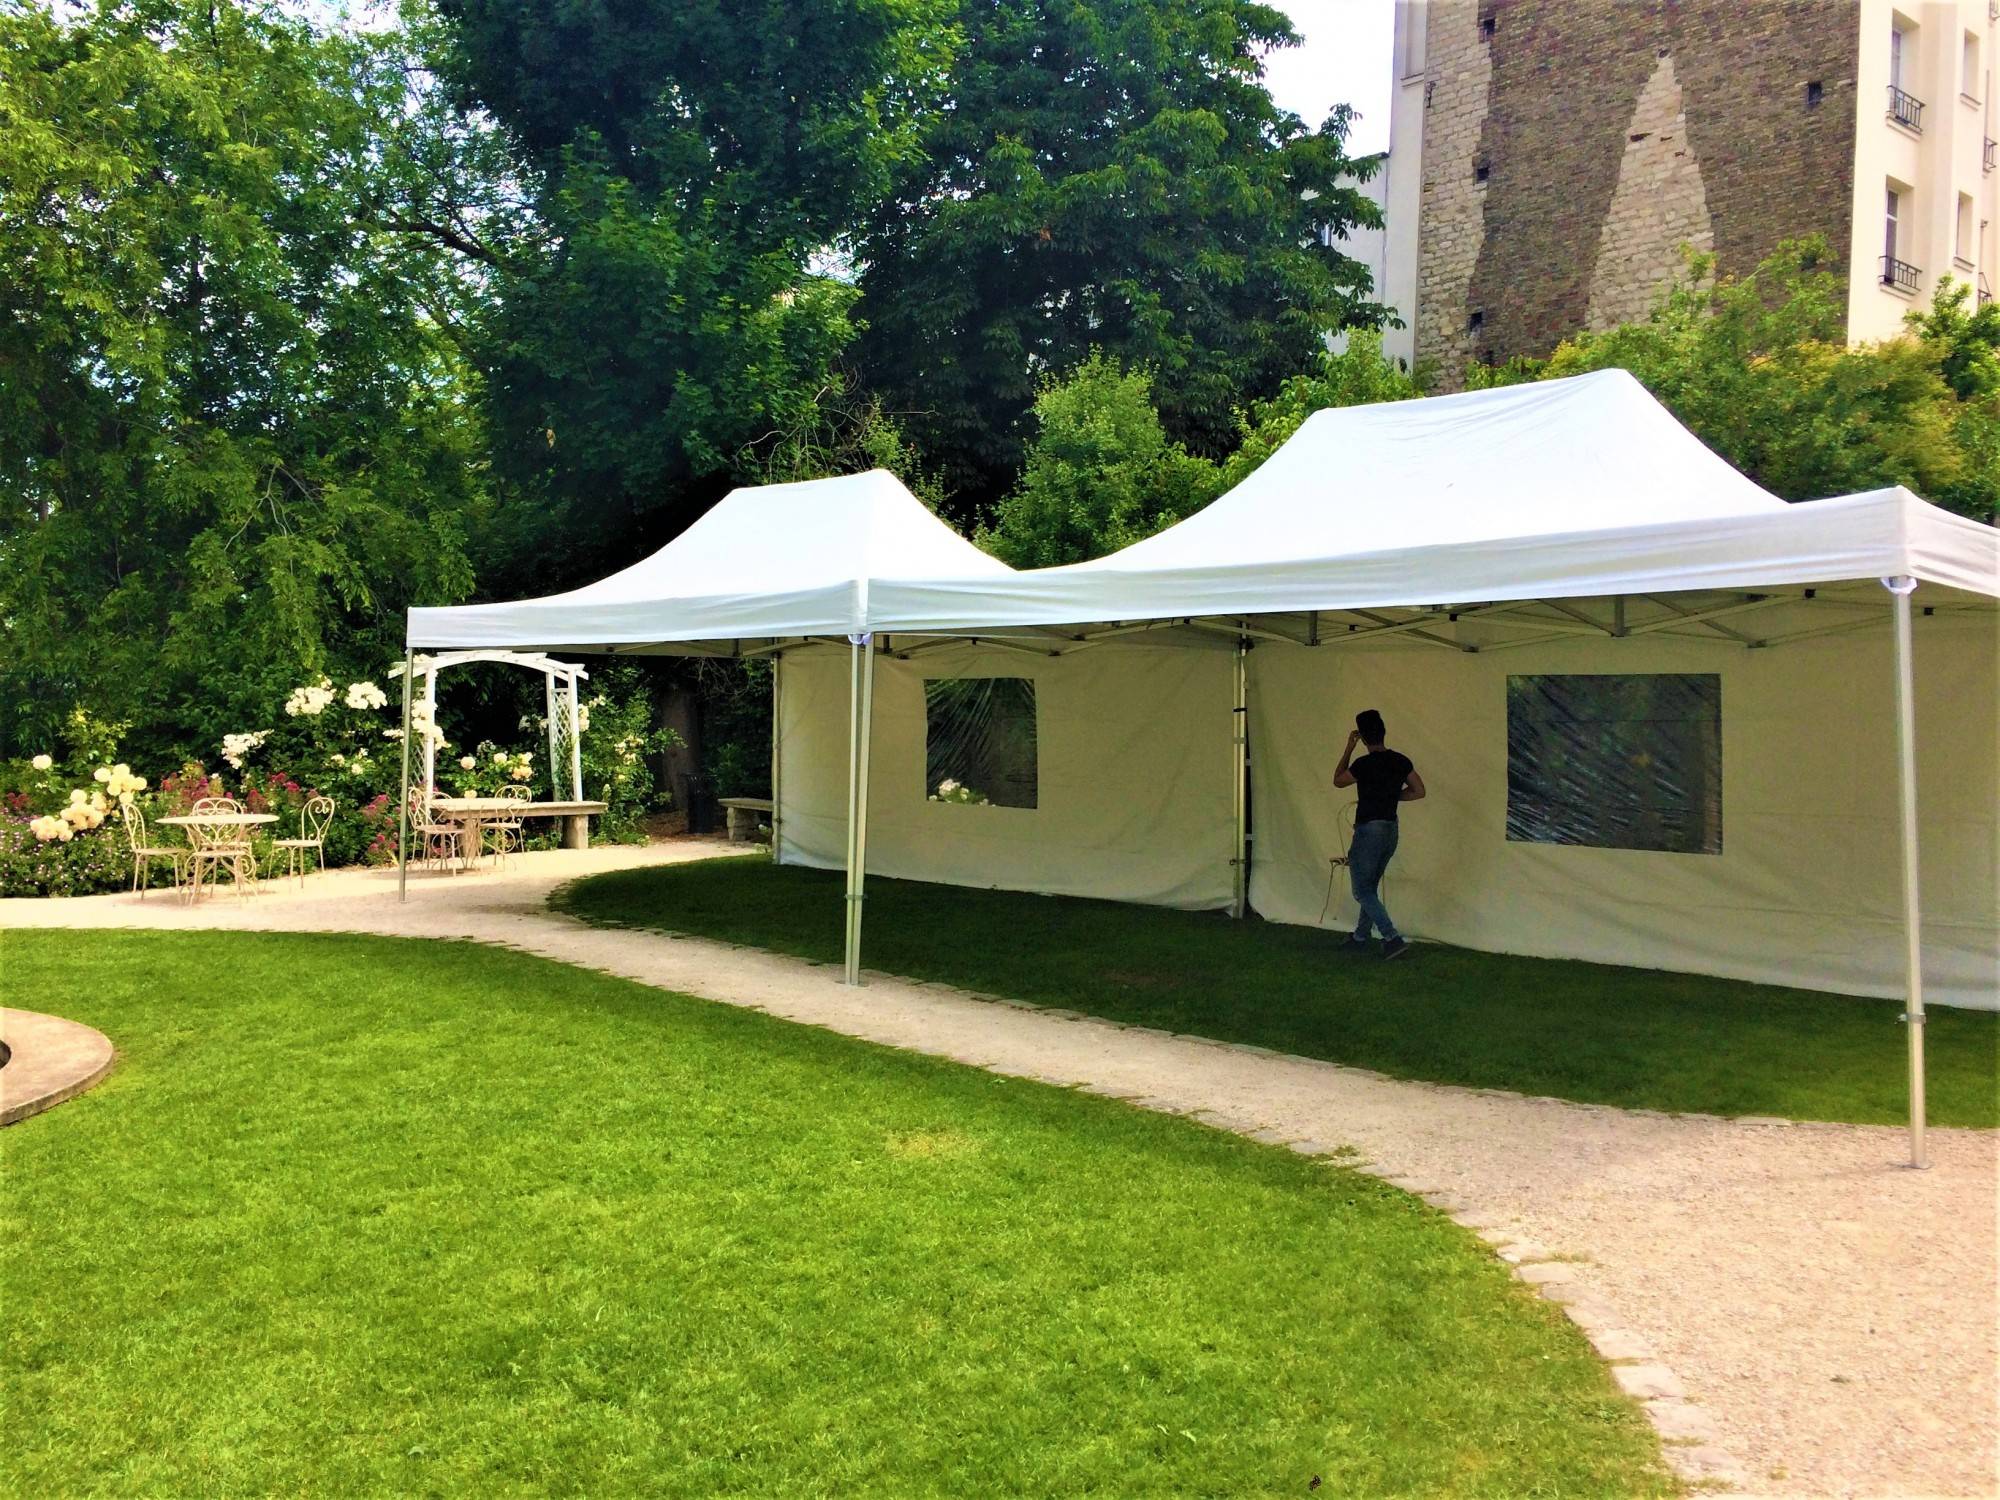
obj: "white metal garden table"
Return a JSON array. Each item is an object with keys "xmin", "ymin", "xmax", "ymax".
[{"xmin": 156, "ymin": 811, "xmax": 278, "ymax": 901}]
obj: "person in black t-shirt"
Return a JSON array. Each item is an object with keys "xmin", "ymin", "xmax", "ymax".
[{"xmin": 1332, "ymin": 709, "xmax": 1426, "ymax": 959}]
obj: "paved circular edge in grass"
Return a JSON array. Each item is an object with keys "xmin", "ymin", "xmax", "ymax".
[{"xmin": 0, "ymin": 1008, "xmax": 115, "ymax": 1126}]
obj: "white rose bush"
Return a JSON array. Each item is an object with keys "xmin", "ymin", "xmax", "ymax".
[{"xmin": 3, "ymin": 667, "xmax": 679, "ymax": 893}]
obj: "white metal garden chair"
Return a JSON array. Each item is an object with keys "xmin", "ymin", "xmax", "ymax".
[
  {"xmin": 186, "ymin": 796, "xmax": 258, "ymax": 901},
  {"xmin": 410, "ymin": 787, "xmax": 463, "ymax": 874},
  {"xmin": 268, "ymin": 795, "xmax": 335, "ymax": 887},
  {"xmin": 118, "ymin": 798, "xmax": 186, "ymax": 900},
  {"xmin": 479, "ymin": 784, "xmax": 530, "ymax": 869}
]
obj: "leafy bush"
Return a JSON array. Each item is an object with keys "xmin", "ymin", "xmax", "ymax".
[
  {"xmin": 978, "ymin": 355, "xmax": 1222, "ymax": 568},
  {"xmin": 0, "ymin": 819, "xmax": 137, "ymax": 898}
]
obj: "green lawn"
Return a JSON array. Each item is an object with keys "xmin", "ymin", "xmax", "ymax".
[
  {"xmin": 2, "ymin": 930, "xmax": 1669, "ymax": 1497},
  {"xmin": 556, "ymin": 858, "xmax": 2000, "ymax": 1129}
]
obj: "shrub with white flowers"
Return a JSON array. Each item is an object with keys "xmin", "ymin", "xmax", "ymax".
[
  {"xmin": 221, "ymin": 731, "xmax": 271, "ymax": 770},
  {"xmin": 343, "ymin": 680, "xmax": 388, "ymax": 711},
  {"xmin": 88, "ymin": 763, "xmax": 145, "ymax": 800},
  {"xmin": 284, "ymin": 679, "xmax": 337, "ymax": 717}
]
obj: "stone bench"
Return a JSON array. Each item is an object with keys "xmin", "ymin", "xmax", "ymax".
[{"xmin": 717, "ymin": 796, "xmax": 774, "ymax": 843}]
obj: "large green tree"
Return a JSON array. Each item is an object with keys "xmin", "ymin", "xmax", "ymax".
[
  {"xmin": 429, "ymin": 0, "xmax": 957, "ymax": 587},
  {"xmin": 851, "ymin": 0, "xmax": 1390, "ymax": 516},
  {"xmin": 0, "ymin": 0, "xmax": 491, "ymax": 764}
]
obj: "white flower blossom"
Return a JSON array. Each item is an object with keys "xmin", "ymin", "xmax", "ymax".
[
  {"xmin": 344, "ymin": 680, "xmax": 388, "ymax": 711},
  {"xmin": 93, "ymin": 766, "xmax": 111, "ymax": 783},
  {"xmin": 509, "ymin": 764, "xmax": 532, "ymax": 782},
  {"xmin": 459, "ymin": 755, "xmax": 477, "ymax": 770},
  {"xmin": 31, "ymin": 754, "xmax": 53, "ymax": 771},
  {"xmin": 100, "ymin": 764, "xmax": 144, "ymax": 800},
  {"xmin": 221, "ymin": 730, "xmax": 270, "ymax": 771},
  {"xmin": 284, "ymin": 678, "xmax": 336, "ymax": 717}
]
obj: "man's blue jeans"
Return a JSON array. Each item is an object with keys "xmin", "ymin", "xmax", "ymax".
[{"xmin": 1348, "ymin": 818, "xmax": 1401, "ymax": 941}]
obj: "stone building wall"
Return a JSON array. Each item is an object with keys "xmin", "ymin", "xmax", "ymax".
[{"xmin": 1415, "ymin": 0, "xmax": 1862, "ymax": 389}]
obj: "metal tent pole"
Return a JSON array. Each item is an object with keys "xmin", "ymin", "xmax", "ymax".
[
  {"xmin": 770, "ymin": 653, "xmax": 784, "ymax": 864},
  {"xmin": 1232, "ymin": 638, "xmax": 1249, "ymax": 918},
  {"xmin": 843, "ymin": 636, "xmax": 863, "ymax": 983},
  {"xmin": 844, "ymin": 634, "xmax": 878, "ymax": 985},
  {"xmin": 397, "ymin": 650, "xmax": 414, "ymax": 902},
  {"xmin": 1885, "ymin": 576, "xmax": 1928, "ymax": 1169}
]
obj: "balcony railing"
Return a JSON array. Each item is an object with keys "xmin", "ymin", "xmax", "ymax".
[
  {"xmin": 1986, "ymin": 137, "xmax": 1997, "ymax": 171},
  {"xmin": 1881, "ymin": 255, "xmax": 1921, "ymax": 292},
  {"xmin": 1887, "ymin": 84, "xmax": 1925, "ymax": 131}
]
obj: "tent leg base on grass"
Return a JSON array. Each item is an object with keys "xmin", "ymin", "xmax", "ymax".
[{"xmin": 1886, "ymin": 575, "xmax": 1928, "ymax": 1170}]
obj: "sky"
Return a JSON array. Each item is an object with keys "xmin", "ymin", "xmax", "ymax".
[
  {"xmin": 294, "ymin": 0, "xmax": 1400, "ymax": 157},
  {"xmin": 1259, "ymin": 0, "xmax": 1397, "ymax": 157}
]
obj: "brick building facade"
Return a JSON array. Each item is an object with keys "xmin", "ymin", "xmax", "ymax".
[{"xmin": 1403, "ymin": 0, "xmax": 1863, "ymax": 388}]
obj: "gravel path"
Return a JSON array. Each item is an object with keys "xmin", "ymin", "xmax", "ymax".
[{"xmin": 5, "ymin": 844, "xmax": 1995, "ymax": 1499}]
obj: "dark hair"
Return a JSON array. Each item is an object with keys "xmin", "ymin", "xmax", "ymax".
[{"xmin": 1356, "ymin": 709, "xmax": 1386, "ymax": 745}]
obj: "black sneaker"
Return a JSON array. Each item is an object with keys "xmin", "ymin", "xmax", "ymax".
[
  {"xmin": 1381, "ymin": 937, "xmax": 1409, "ymax": 961},
  {"xmin": 1342, "ymin": 933, "xmax": 1372, "ymax": 952}
]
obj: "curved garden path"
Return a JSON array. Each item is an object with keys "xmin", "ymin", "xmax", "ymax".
[{"xmin": 4, "ymin": 842, "xmax": 1994, "ymax": 1499}]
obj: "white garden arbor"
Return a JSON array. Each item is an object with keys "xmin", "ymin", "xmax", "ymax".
[{"xmin": 388, "ymin": 649, "xmax": 589, "ymax": 802}]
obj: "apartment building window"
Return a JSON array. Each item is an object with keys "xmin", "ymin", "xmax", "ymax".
[
  {"xmin": 1889, "ymin": 17, "xmax": 1925, "ymax": 130},
  {"xmin": 1883, "ymin": 186, "xmax": 1920, "ymax": 290},
  {"xmin": 1957, "ymin": 193, "xmax": 1977, "ymax": 266},
  {"xmin": 1964, "ymin": 32, "xmax": 1981, "ymax": 100}
]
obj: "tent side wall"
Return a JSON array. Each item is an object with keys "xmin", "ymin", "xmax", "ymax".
[
  {"xmin": 776, "ymin": 641, "xmax": 1236, "ymax": 910},
  {"xmin": 1249, "ymin": 614, "xmax": 1998, "ymax": 1009}
]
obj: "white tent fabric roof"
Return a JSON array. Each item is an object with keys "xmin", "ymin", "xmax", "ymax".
[
  {"xmin": 873, "ymin": 370, "xmax": 1998, "ymax": 630},
  {"xmin": 408, "ymin": 371, "xmax": 1999, "ymax": 652},
  {"xmin": 407, "ymin": 470, "xmax": 1011, "ymax": 649}
]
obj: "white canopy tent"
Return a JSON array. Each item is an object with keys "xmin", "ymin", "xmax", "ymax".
[
  {"xmin": 871, "ymin": 371, "xmax": 1997, "ymax": 625},
  {"xmin": 407, "ymin": 468, "xmax": 1013, "ymax": 651},
  {"xmin": 406, "ymin": 468, "xmax": 1015, "ymax": 980},
  {"xmin": 409, "ymin": 374, "xmax": 1999, "ymax": 1168}
]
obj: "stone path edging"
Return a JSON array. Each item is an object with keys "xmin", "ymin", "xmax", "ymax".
[{"xmin": 1, "ymin": 1007, "xmax": 115, "ymax": 1126}]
